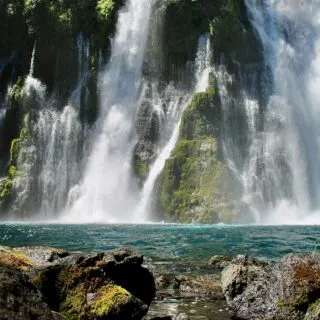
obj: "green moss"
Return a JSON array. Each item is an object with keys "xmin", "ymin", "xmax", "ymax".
[
  {"xmin": 0, "ymin": 179, "xmax": 13, "ymax": 199},
  {"xmin": 96, "ymin": 0, "xmax": 116, "ymax": 22},
  {"xmin": 8, "ymin": 166, "xmax": 17, "ymax": 179},
  {"xmin": 61, "ymin": 284, "xmax": 130, "ymax": 320},
  {"xmin": 159, "ymin": 87, "xmax": 238, "ymax": 223},
  {"xmin": 90, "ymin": 285, "xmax": 130, "ymax": 316},
  {"xmin": 134, "ymin": 158, "xmax": 149, "ymax": 186},
  {"xmin": 308, "ymin": 300, "xmax": 320, "ymax": 318},
  {"xmin": 61, "ymin": 285, "xmax": 86, "ymax": 320},
  {"xmin": 0, "ymin": 246, "xmax": 34, "ymax": 270},
  {"xmin": 0, "ymin": 114, "xmax": 35, "ymax": 209},
  {"xmin": 209, "ymin": 18, "xmax": 219, "ymax": 36},
  {"xmin": 9, "ymin": 120, "xmax": 33, "ymax": 167},
  {"xmin": 8, "ymin": 77, "xmax": 25, "ymax": 103}
]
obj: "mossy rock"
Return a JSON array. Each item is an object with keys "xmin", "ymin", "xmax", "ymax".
[
  {"xmin": 0, "ymin": 178, "xmax": 14, "ymax": 213},
  {"xmin": 0, "ymin": 115, "xmax": 36, "ymax": 214},
  {"xmin": 7, "ymin": 77, "xmax": 25, "ymax": 104},
  {"xmin": 61, "ymin": 283, "xmax": 147, "ymax": 320},
  {"xmin": 275, "ymin": 257, "xmax": 320, "ymax": 318},
  {"xmin": 0, "ymin": 246, "xmax": 34, "ymax": 271},
  {"xmin": 133, "ymin": 156, "xmax": 150, "ymax": 186},
  {"xmin": 305, "ymin": 300, "xmax": 320, "ymax": 320},
  {"xmin": 159, "ymin": 88, "xmax": 244, "ymax": 223}
]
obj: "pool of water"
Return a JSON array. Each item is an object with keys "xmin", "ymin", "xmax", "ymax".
[{"xmin": 0, "ymin": 224, "xmax": 319, "ymax": 264}]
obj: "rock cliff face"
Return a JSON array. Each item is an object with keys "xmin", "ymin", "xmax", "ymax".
[
  {"xmin": 0, "ymin": 0, "xmax": 266, "ymax": 222},
  {"xmin": 153, "ymin": 0, "xmax": 265, "ymax": 223},
  {"xmin": 0, "ymin": 0, "xmax": 124, "ymax": 216}
]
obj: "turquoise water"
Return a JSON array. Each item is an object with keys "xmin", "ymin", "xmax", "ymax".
[{"xmin": 0, "ymin": 224, "xmax": 319, "ymax": 264}]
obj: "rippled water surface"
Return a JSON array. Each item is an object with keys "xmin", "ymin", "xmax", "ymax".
[{"xmin": 0, "ymin": 224, "xmax": 319, "ymax": 263}]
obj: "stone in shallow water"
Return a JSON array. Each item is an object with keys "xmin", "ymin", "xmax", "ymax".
[{"xmin": 208, "ymin": 255, "xmax": 232, "ymax": 268}]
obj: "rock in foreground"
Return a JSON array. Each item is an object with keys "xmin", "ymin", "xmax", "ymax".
[
  {"xmin": 221, "ymin": 254, "xmax": 320, "ymax": 320},
  {"xmin": 0, "ymin": 247, "xmax": 155, "ymax": 320}
]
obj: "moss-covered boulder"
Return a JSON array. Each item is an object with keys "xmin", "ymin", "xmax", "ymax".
[
  {"xmin": 32, "ymin": 248, "xmax": 154, "ymax": 319},
  {"xmin": 0, "ymin": 246, "xmax": 34, "ymax": 271},
  {"xmin": 61, "ymin": 283, "xmax": 147, "ymax": 320},
  {"xmin": 0, "ymin": 247, "xmax": 155, "ymax": 319}
]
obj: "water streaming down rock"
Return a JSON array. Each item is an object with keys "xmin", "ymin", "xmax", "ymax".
[
  {"xmin": 222, "ymin": 0, "xmax": 320, "ymax": 224},
  {"xmin": 4, "ymin": 0, "xmax": 320, "ymax": 225},
  {"xmin": 134, "ymin": 35, "xmax": 213, "ymax": 222},
  {"xmin": 0, "ymin": 109, "xmax": 5, "ymax": 126},
  {"xmin": 24, "ymin": 43, "xmax": 46, "ymax": 102},
  {"xmin": 13, "ymin": 39, "xmax": 88, "ymax": 218},
  {"xmin": 65, "ymin": 0, "xmax": 155, "ymax": 222}
]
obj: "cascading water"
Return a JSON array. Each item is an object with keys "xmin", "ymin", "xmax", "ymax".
[
  {"xmin": 65, "ymin": 0, "xmax": 155, "ymax": 222},
  {"xmin": 222, "ymin": 0, "xmax": 320, "ymax": 224},
  {"xmin": 134, "ymin": 35, "xmax": 213, "ymax": 222},
  {"xmin": 13, "ymin": 38, "xmax": 88, "ymax": 218},
  {"xmin": 25, "ymin": 43, "xmax": 46, "ymax": 101},
  {"xmin": 0, "ymin": 108, "xmax": 5, "ymax": 126}
]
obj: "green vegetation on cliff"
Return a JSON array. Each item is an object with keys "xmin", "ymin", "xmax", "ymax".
[
  {"xmin": 0, "ymin": 0, "xmax": 124, "ymax": 215},
  {"xmin": 159, "ymin": 87, "xmax": 242, "ymax": 223},
  {"xmin": 158, "ymin": 0, "xmax": 245, "ymax": 79},
  {"xmin": 0, "ymin": 114, "xmax": 35, "ymax": 212}
]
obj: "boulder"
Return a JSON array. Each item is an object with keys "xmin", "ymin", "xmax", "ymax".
[
  {"xmin": 208, "ymin": 255, "xmax": 232, "ymax": 268},
  {"xmin": 221, "ymin": 253, "xmax": 320, "ymax": 320},
  {"xmin": 0, "ymin": 247, "xmax": 156, "ymax": 320},
  {"xmin": 174, "ymin": 274, "xmax": 223, "ymax": 299},
  {"xmin": 0, "ymin": 264, "xmax": 56, "ymax": 320}
]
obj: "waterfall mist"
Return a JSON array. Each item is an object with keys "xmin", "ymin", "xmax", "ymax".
[{"xmin": 221, "ymin": 0, "xmax": 320, "ymax": 224}]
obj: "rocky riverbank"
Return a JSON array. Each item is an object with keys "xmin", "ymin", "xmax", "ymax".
[
  {"xmin": 0, "ymin": 247, "xmax": 320, "ymax": 320},
  {"xmin": 0, "ymin": 246, "xmax": 155, "ymax": 320}
]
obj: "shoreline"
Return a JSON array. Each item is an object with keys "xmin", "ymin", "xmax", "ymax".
[{"xmin": 1, "ymin": 246, "xmax": 319, "ymax": 319}]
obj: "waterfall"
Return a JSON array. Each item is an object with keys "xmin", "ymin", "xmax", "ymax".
[
  {"xmin": 65, "ymin": 0, "xmax": 155, "ymax": 222},
  {"xmin": 12, "ymin": 38, "xmax": 88, "ymax": 218},
  {"xmin": 25, "ymin": 42, "xmax": 46, "ymax": 100},
  {"xmin": 222, "ymin": 0, "xmax": 320, "ymax": 224},
  {"xmin": 34, "ymin": 37, "xmax": 88, "ymax": 218},
  {"xmin": 134, "ymin": 35, "xmax": 213, "ymax": 222}
]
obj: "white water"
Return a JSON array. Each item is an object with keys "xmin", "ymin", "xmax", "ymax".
[
  {"xmin": 134, "ymin": 35, "xmax": 213, "ymax": 222},
  {"xmin": 25, "ymin": 42, "xmax": 46, "ymax": 101},
  {"xmin": 236, "ymin": 0, "xmax": 320, "ymax": 224},
  {"xmin": 133, "ymin": 86, "xmax": 190, "ymax": 222},
  {"xmin": 13, "ymin": 38, "xmax": 87, "ymax": 218},
  {"xmin": 0, "ymin": 109, "xmax": 5, "ymax": 125},
  {"xmin": 35, "ymin": 37, "xmax": 89, "ymax": 217},
  {"xmin": 65, "ymin": 0, "xmax": 155, "ymax": 222}
]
